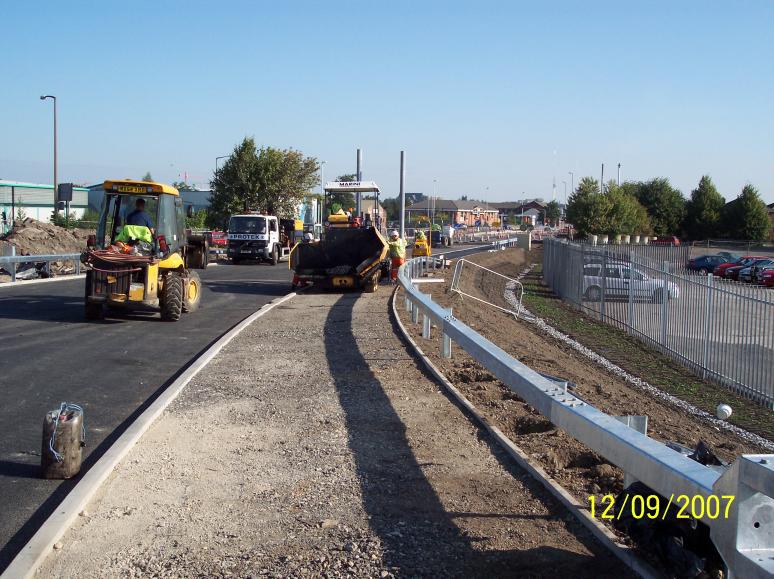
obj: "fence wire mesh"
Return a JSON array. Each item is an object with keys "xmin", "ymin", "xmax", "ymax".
[
  {"xmin": 543, "ymin": 238, "xmax": 774, "ymax": 407},
  {"xmin": 450, "ymin": 257, "xmax": 524, "ymax": 317}
]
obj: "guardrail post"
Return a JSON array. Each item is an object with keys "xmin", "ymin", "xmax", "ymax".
[
  {"xmin": 411, "ymin": 301, "xmax": 419, "ymax": 324},
  {"xmin": 76, "ymin": 260, "xmax": 81, "ymax": 275},
  {"xmin": 600, "ymin": 250, "xmax": 607, "ymax": 321},
  {"xmin": 422, "ymin": 312, "xmax": 431, "ymax": 339},
  {"xmin": 442, "ymin": 307, "xmax": 452, "ymax": 358}
]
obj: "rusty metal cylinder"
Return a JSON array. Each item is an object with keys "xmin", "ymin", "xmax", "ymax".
[{"xmin": 41, "ymin": 403, "xmax": 85, "ymax": 479}]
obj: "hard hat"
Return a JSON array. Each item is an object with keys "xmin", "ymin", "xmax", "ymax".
[{"xmin": 390, "ymin": 230, "xmax": 399, "ymax": 238}]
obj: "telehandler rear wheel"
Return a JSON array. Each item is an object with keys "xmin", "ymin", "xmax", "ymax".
[
  {"xmin": 270, "ymin": 244, "xmax": 279, "ymax": 266},
  {"xmin": 363, "ymin": 272, "xmax": 379, "ymax": 293},
  {"xmin": 183, "ymin": 270, "xmax": 202, "ymax": 313},
  {"xmin": 160, "ymin": 273, "xmax": 183, "ymax": 321},
  {"xmin": 85, "ymin": 302, "xmax": 104, "ymax": 320}
]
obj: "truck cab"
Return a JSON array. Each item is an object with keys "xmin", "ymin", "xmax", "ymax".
[{"xmin": 227, "ymin": 213, "xmax": 298, "ymax": 265}]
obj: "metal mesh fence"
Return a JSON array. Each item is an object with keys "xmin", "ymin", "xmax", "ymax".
[
  {"xmin": 450, "ymin": 258, "xmax": 524, "ymax": 316},
  {"xmin": 543, "ymin": 239, "xmax": 774, "ymax": 407}
]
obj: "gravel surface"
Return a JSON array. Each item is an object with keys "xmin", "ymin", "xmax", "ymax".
[{"xmin": 37, "ymin": 290, "xmax": 629, "ymax": 578}]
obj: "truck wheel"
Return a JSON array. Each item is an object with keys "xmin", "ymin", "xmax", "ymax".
[
  {"xmin": 183, "ymin": 271, "xmax": 202, "ymax": 313},
  {"xmin": 652, "ymin": 288, "xmax": 665, "ymax": 304},
  {"xmin": 160, "ymin": 273, "xmax": 183, "ymax": 321},
  {"xmin": 232, "ymin": 257, "xmax": 241, "ymax": 265},
  {"xmin": 85, "ymin": 302, "xmax": 104, "ymax": 320},
  {"xmin": 363, "ymin": 272, "xmax": 379, "ymax": 293},
  {"xmin": 270, "ymin": 245, "xmax": 279, "ymax": 266}
]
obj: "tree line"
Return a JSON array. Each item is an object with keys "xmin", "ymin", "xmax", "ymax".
[{"xmin": 565, "ymin": 175, "xmax": 771, "ymax": 241}]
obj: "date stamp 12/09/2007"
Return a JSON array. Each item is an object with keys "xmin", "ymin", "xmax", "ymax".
[{"xmin": 589, "ymin": 494, "xmax": 736, "ymax": 521}]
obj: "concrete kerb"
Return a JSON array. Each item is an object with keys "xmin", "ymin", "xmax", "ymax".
[
  {"xmin": 390, "ymin": 287, "xmax": 660, "ymax": 579},
  {"xmin": 0, "ymin": 274, "xmax": 86, "ymax": 289},
  {"xmin": 1, "ymin": 291, "xmax": 298, "ymax": 579}
]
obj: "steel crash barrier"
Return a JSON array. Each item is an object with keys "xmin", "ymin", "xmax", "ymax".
[
  {"xmin": 398, "ymin": 252, "xmax": 774, "ymax": 579},
  {"xmin": 0, "ymin": 252, "xmax": 81, "ymax": 282}
]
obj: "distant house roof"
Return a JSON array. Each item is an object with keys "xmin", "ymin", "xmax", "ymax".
[{"xmin": 406, "ymin": 199, "xmax": 498, "ymax": 212}]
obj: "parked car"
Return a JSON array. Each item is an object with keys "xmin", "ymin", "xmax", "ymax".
[
  {"xmin": 749, "ymin": 260, "xmax": 774, "ymax": 284},
  {"xmin": 760, "ymin": 269, "xmax": 774, "ymax": 288},
  {"xmin": 686, "ymin": 255, "xmax": 727, "ymax": 275},
  {"xmin": 725, "ymin": 258, "xmax": 771, "ymax": 281},
  {"xmin": 713, "ymin": 256, "xmax": 759, "ymax": 278},
  {"xmin": 650, "ymin": 235, "xmax": 680, "ymax": 246},
  {"xmin": 582, "ymin": 262, "xmax": 680, "ymax": 303}
]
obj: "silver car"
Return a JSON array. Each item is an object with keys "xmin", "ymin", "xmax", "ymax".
[{"xmin": 583, "ymin": 262, "xmax": 680, "ymax": 303}]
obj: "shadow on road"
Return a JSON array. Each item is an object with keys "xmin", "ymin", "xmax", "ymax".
[
  {"xmin": 204, "ymin": 280, "xmax": 289, "ymax": 296},
  {"xmin": 0, "ymin": 294, "xmax": 113, "ymax": 324},
  {"xmin": 322, "ymin": 294, "xmax": 615, "ymax": 577}
]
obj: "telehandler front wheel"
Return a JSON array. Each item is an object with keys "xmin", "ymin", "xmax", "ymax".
[
  {"xmin": 183, "ymin": 270, "xmax": 202, "ymax": 313},
  {"xmin": 160, "ymin": 273, "xmax": 183, "ymax": 321}
]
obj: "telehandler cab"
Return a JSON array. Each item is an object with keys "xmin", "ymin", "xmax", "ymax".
[{"xmin": 81, "ymin": 179, "xmax": 208, "ymax": 321}]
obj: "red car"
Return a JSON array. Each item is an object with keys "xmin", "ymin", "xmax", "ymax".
[
  {"xmin": 761, "ymin": 269, "xmax": 774, "ymax": 287},
  {"xmin": 650, "ymin": 236, "xmax": 681, "ymax": 246},
  {"xmin": 713, "ymin": 256, "xmax": 758, "ymax": 278}
]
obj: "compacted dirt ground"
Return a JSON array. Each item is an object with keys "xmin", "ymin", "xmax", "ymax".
[
  {"xmin": 39, "ymin": 290, "xmax": 628, "ymax": 578},
  {"xmin": 397, "ymin": 247, "xmax": 772, "ymax": 569}
]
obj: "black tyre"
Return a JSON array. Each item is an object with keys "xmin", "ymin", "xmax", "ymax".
[
  {"xmin": 698, "ymin": 268, "xmax": 708, "ymax": 276},
  {"xmin": 160, "ymin": 273, "xmax": 183, "ymax": 321},
  {"xmin": 652, "ymin": 288, "xmax": 665, "ymax": 304},
  {"xmin": 270, "ymin": 245, "xmax": 279, "ymax": 266},
  {"xmin": 232, "ymin": 257, "xmax": 241, "ymax": 265},
  {"xmin": 183, "ymin": 270, "xmax": 202, "ymax": 313},
  {"xmin": 363, "ymin": 272, "xmax": 379, "ymax": 293}
]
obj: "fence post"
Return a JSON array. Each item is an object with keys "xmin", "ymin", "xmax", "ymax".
[
  {"xmin": 701, "ymin": 274, "xmax": 714, "ymax": 379},
  {"xmin": 660, "ymin": 261, "xmax": 669, "ymax": 346},
  {"xmin": 627, "ymin": 250, "xmax": 634, "ymax": 332},
  {"xmin": 600, "ymin": 250, "xmax": 607, "ymax": 321},
  {"xmin": 10, "ymin": 245, "xmax": 16, "ymax": 282}
]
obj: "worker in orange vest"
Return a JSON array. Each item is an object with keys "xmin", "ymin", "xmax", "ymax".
[{"xmin": 388, "ymin": 230, "xmax": 406, "ymax": 283}]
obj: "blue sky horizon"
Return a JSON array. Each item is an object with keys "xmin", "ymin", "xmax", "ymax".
[{"xmin": 2, "ymin": 0, "xmax": 772, "ymax": 204}]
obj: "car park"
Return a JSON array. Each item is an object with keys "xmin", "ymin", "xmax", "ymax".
[
  {"xmin": 582, "ymin": 262, "xmax": 680, "ymax": 303},
  {"xmin": 725, "ymin": 257, "xmax": 771, "ymax": 281},
  {"xmin": 713, "ymin": 256, "xmax": 759, "ymax": 278},
  {"xmin": 685, "ymin": 254, "xmax": 726, "ymax": 275}
]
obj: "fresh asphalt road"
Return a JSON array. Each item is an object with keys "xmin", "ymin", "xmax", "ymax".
[{"xmin": 0, "ymin": 260, "xmax": 292, "ymax": 570}]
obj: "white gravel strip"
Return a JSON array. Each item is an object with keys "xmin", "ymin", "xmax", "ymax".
[{"xmin": 505, "ymin": 263, "xmax": 774, "ymax": 453}]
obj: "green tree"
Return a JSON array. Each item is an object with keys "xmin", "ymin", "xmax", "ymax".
[
  {"xmin": 141, "ymin": 172, "xmax": 153, "ymax": 182},
  {"xmin": 721, "ymin": 185, "xmax": 771, "ymax": 241},
  {"xmin": 566, "ymin": 177, "xmax": 610, "ymax": 236},
  {"xmin": 208, "ymin": 137, "xmax": 319, "ymax": 228},
  {"xmin": 630, "ymin": 178, "xmax": 685, "ymax": 235},
  {"xmin": 172, "ymin": 181, "xmax": 195, "ymax": 191},
  {"xmin": 683, "ymin": 175, "xmax": 725, "ymax": 240},
  {"xmin": 605, "ymin": 182, "xmax": 651, "ymax": 236},
  {"xmin": 186, "ymin": 209, "xmax": 208, "ymax": 229},
  {"xmin": 544, "ymin": 200, "xmax": 561, "ymax": 226}
]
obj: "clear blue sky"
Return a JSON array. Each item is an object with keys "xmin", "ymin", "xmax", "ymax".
[{"xmin": 2, "ymin": 0, "xmax": 772, "ymax": 203}]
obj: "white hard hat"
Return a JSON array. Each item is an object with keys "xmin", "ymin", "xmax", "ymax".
[{"xmin": 390, "ymin": 230, "xmax": 399, "ymax": 238}]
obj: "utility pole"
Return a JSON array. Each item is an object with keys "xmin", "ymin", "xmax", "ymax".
[
  {"xmin": 617, "ymin": 163, "xmax": 621, "ymax": 186},
  {"xmin": 40, "ymin": 95, "xmax": 57, "ymax": 216},
  {"xmin": 356, "ymin": 148, "xmax": 362, "ymax": 218},
  {"xmin": 568, "ymin": 171, "xmax": 574, "ymax": 197},
  {"xmin": 399, "ymin": 151, "xmax": 406, "ymax": 239},
  {"xmin": 600, "ymin": 163, "xmax": 604, "ymax": 193}
]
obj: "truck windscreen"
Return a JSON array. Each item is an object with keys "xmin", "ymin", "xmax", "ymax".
[{"xmin": 229, "ymin": 216, "xmax": 266, "ymax": 234}]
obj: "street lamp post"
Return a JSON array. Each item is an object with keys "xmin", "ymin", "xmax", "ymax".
[
  {"xmin": 568, "ymin": 171, "xmax": 574, "ymax": 198},
  {"xmin": 562, "ymin": 180, "xmax": 567, "ymax": 212},
  {"xmin": 319, "ymin": 161, "xmax": 326, "ymax": 224},
  {"xmin": 617, "ymin": 163, "xmax": 621, "ymax": 186},
  {"xmin": 215, "ymin": 155, "xmax": 228, "ymax": 174},
  {"xmin": 40, "ymin": 95, "xmax": 57, "ymax": 216}
]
